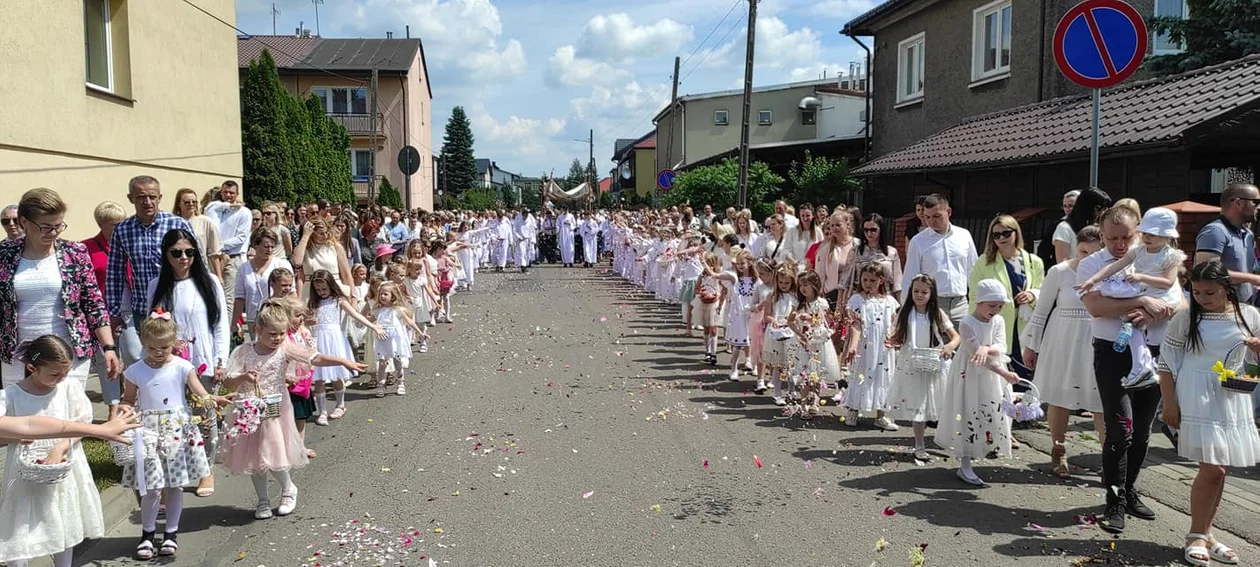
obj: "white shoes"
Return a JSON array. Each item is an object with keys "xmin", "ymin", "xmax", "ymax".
[
  {"xmin": 728, "ymin": 370, "xmax": 740, "ymax": 382},
  {"xmin": 773, "ymin": 397, "xmax": 787, "ymax": 406},
  {"xmin": 418, "ymin": 341, "xmax": 429, "ymax": 354},
  {"xmin": 873, "ymin": 417, "xmax": 900, "ymax": 432},
  {"xmin": 754, "ymin": 380, "xmax": 768, "ymax": 394},
  {"xmin": 315, "ymin": 413, "xmax": 329, "ymax": 426},
  {"xmin": 396, "ymin": 381, "xmax": 407, "ymax": 396},
  {"xmin": 255, "ymin": 500, "xmax": 273, "ymax": 520},
  {"xmin": 277, "ymin": 485, "xmax": 297, "ymax": 516}
]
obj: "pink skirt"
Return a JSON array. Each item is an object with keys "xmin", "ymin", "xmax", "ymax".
[
  {"xmin": 749, "ymin": 309, "xmax": 767, "ymax": 367},
  {"xmin": 219, "ymin": 393, "xmax": 309, "ymax": 476}
]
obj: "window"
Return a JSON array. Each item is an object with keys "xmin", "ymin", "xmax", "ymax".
[
  {"xmin": 897, "ymin": 33, "xmax": 925, "ymax": 103},
  {"xmin": 1154, "ymin": 0, "xmax": 1189, "ymax": 55},
  {"xmin": 84, "ymin": 0, "xmax": 112, "ymax": 91},
  {"xmin": 800, "ymin": 109, "xmax": 817, "ymax": 125},
  {"xmin": 758, "ymin": 110, "xmax": 772, "ymax": 125},
  {"xmin": 314, "ymin": 87, "xmax": 369, "ymax": 114},
  {"xmin": 714, "ymin": 110, "xmax": 729, "ymax": 125},
  {"xmin": 972, "ymin": 0, "xmax": 1012, "ymax": 82},
  {"xmin": 349, "ymin": 149, "xmax": 373, "ymax": 181}
]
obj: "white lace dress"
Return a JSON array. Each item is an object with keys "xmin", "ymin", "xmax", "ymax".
[
  {"xmin": 935, "ymin": 314, "xmax": 1014, "ymax": 459},
  {"xmin": 845, "ymin": 293, "xmax": 899, "ymax": 413},
  {"xmin": 313, "ymin": 298, "xmax": 355, "ymax": 382},
  {"xmin": 1021, "ymin": 262, "xmax": 1102, "ymax": 411},
  {"xmin": 0, "ymin": 381, "xmax": 104, "ymax": 563},
  {"xmin": 888, "ymin": 309, "xmax": 953, "ymax": 422}
]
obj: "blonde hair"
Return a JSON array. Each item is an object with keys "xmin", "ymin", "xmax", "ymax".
[
  {"xmin": 18, "ymin": 187, "xmax": 66, "ymax": 220},
  {"xmin": 982, "ymin": 215, "xmax": 1025, "ymax": 264},
  {"xmin": 375, "ymin": 281, "xmax": 407, "ymax": 309},
  {"xmin": 139, "ymin": 314, "xmax": 178, "ymax": 344},
  {"xmin": 256, "ymin": 298, "xmax": 293, "ymax": 330},
  {"xmin": 93, "ymin": 201, "xmax": 127, "ymax": 226},
  {"xmin": 1113, "ymin": 198, "xmax": 1141, "ymax": 218}
]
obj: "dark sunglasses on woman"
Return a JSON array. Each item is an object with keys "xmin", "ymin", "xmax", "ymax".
[{"xmin": 168, "ymin": 248, "xmax": 198, "ymax": 259}]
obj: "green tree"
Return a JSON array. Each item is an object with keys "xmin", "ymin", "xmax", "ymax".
[
  {"xmin": 597, "ymin": 190, "xmax": 616, "ymax": 210},
  {"xmin": 564, "ymin": 158, "xmax": 586, "ymax": 190},
  {"xmin": 662, "ymin": 159, "xmax": 783, "ymax": 219},
  {"xmin": 520, "ymin": 180, "xmax": 542, "ymax": 210},
  {"xmin": 1147, "ymin": 0, "xmax": 1260, "ymax": 75},
  {"xmin": 440, "ymin": 107, "xmax": 478, "ymax": 194},
  {"xmin": 240, "ymin": 50, "xmax": 295, "ymax": 208},
  {"xmin": 306, "ymin": 96, "xmax": 355, "ymax": 205},
  {"xmin": 786, "ymin": 151, "xmax": 862, "ymax": 209},
  {"xmin": 455, "ymin": 188, "xmax": 500, "ymax": 210},
  {"xmin": 377, "ymin": 177, "xmax": 404, "ymax": 209}
]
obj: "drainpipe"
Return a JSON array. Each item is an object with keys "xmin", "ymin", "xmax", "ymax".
[
  {"xmin": 400, "ymin": 76, "xmax": 411, "ymax": 210},
  {"xmin": 845, "ymin": 31, "xmax": 873, "ymax": 162},
  {"xmin": 1037, "ymin": 0, "xmax": 1048, "ymax": 102}
]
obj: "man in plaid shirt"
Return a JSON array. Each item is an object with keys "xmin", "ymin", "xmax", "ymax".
[{"xmin": 106, "ymin": 175, "xmax": 196, "ymax": 329}]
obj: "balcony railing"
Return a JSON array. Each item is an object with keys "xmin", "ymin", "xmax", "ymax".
[{"xmin": 329, "ymin": 113, "xmax": 386, "ymax": 137}]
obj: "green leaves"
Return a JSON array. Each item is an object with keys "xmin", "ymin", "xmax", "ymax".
[
  {"xmin": 1146, "ymin": 0, "xmax": 1260, "ymax": 76},
  {"xmin": 440, "ymin": 107, "xmax": 479, "ymax": 196},
  {"xmin": 787, "ymin": 151, "xmax": 861, "ymax": 210},
  {"xmin": 377, "ymin": 178, "xmax": 404, "ymax": 209},
  {"xmin": 661, "ymin": 158, "xmax": 783, "ymax": 218}
]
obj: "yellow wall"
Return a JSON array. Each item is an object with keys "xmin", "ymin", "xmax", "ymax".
[
  {"xmin": 633, "ymin": 147, "xmax": 656, "ymax": 197},
  {"xmin": 0, "ymin": 0, "xmax": 243, "ymax": 240}
]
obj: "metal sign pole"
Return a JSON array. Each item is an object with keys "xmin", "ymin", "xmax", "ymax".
[{"xmin": 1089, "ymin": 88, "xmax": 1100, "ymax": 187}]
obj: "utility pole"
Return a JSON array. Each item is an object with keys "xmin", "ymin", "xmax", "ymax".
[
  {"xmin": 588, "ymin": 128, "xmax": 595, "ymax": 187},
  {"xmin": 312, "ymin": 0, "xmax": 323, "ymax": 36},
  {"xmin": 736, "ymin": 0, "xmax": 758, "ymax": 209},
  {"xmin": 271, "ymin": 3, "xmax": 281, "ymax": 35},
  {"xmin": 368, "ymin": 67, "xmax": 379, "ymax": 203},
  {"xmin": 661, "ymin": 56, "xmax": 680, "ymax": 207}
]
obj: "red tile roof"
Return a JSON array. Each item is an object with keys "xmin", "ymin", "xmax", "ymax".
[
  {"xmin": 634, "ymin": 134, "xmax": 657, "ymax": 149},
  {"xmin": 853, "ymin": 55, "xmax": 1260, "ymax": 176}
]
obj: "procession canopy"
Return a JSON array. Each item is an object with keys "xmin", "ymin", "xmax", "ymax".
[{"xmin": 542, "ymin": 176, "xmax": 592, "ymax": 203}]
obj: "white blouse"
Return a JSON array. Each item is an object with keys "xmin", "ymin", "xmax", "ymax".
[{"xmin": 14, "ymin": 255, "xmax": 69, "ymax": 346}]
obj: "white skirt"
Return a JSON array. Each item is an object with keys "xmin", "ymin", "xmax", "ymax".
[
  {"xmin": 887, "ymin": 358, "xmax": 945, "ymax": 422},
  {"xmin": 375, "ymin": 325, "xmax": 411, "ymax": 361},
  {"xmin": 312, "ymin": 324, "xmax": 354, "ymax": 382},
  {"xmin": 1176, "ymin": 369, "xmax": 1260, "ymax": 467},
  {"xmin": 1031, "ymin": 310, "xmax": 1103, "ymax": 412}
]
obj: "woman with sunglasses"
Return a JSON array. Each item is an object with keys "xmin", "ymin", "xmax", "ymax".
[
  {"xmin": 968, "ymin": 216, "xmax": 1045, "ymax": 430},
  {"xmin": 856, "ymin": 214, "xmax": 904, "ymax": 301},
  {"xmin": 146, "ymin": 228, "xmax": 228, "ymax": 497},
  {"xmin": 0, "ymin": 188, "xmax": 121, "ymax": 389},
  {"xmin": 173, "ymin": 188, "xmax": 225, "ymax": 280},
  {"xmin": 260, "ymin": 202, "xmax": 294, "ymax": 261}
]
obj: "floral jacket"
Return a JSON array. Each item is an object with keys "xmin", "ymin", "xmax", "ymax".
[{"xmin": 0, "ymin": 237, "xmax": 110, "ymax": 363}]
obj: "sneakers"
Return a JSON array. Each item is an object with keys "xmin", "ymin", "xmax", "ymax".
[
  {"xmin": 843, "ymin": 409, "xmax": 860, "ymax": 427},
  {"xmin": 315, "ymin": 413, "xmax": 329, "ymax": 426},
  {"xmin": 913, "ymin": 449, "xmax": 932, "ymax": 462},
  {"xmin": 873, "ymin": 416, "xmax": 901, "ymax": 432},
  {"xmin": 255, "ymin": 500, "xmax": 273, "ymax": 520},
  {"xmin": 277, "ymin": 486, "xmax": 298, "ymax": 516},
  {"xmin": 830, "ymin": 392, "xmax": 845, "ymax": 404},
  {"xmin": 1126, "ymin": 491, "xmax": 1156, "ymax": 520},
  {"xmin": 728, "ymin": 370, "xmax": 740, "ymax": 382},
  {"xmin": 754, "ymin": 380, "xmax": 768, "ymax": 394},
  {"xmin": 375, "ymin": 388, "xmax": 386, "ymax": 399},
  {"xmin": 396, "ymin": 381, "xmax": 407, "ymax": 396},
  {"xmin": 418, "ymin": 341, "xmax": 429, "ymax": 354},
  {"xmin": 1120, "ymin": 367, "xmax": 1159, "ymax": 389},
  {"xmin": 773, "ymin": 397, "xmax": 787, "ymax": 406},
  {"xmin": 1099, "ymin": 502, "xmax": 1126, "ymax": 533}
]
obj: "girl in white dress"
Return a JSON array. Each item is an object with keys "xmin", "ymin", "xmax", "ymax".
[
  {"xmin": 692, "ymin": 253, "xmax": 724, "ymax": 365},
  {"xmin": 0, "ymin": 336, "xmax": 104, "ymax": 567},
  {"xmin": 307, "ymin": 270, "xmax": 385, "ymax": 425},
  {"xmin": 117, "ymin": 314, "xmax": 231, "ymax": 559},
  {"xmin": 886, "ymin": 274, "xmax": 960, "ymax": 459},
  {"xmin": 757, "ymin": 264, "xmax": 799, "ymax": 405},
  {"xmin": 711, "ymin": 250, "xmax": 758, "ymax": 381},
  {"xmin": 843, "ymin": 262, "xmax": 900, "ymax": 430},
  {"xmin": 935, "ymin": 279, "xmax": 1022, "ymax": 486},
  {"xmin": 749, "ymin": 260, "xmax": 775, "ymax": 381},
  {"xmin": 1158, "ymin": 260, "xmax": 1260, "ymax": 566},
  {"xmin": 371, "ymin": 282, "xmax": 426, "ymax": 398},
  {"xmin": 787, "ymin": 271, "xmax": 841, "ymax": 418},
  {"xmin": 345, "ymin": 264, "xmax": 370, "ymax": 350}
]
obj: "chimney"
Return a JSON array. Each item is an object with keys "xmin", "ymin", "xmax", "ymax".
[
  {"xmin": 386, "ymin": 31, "xmax": 394, "ymax": 39},
  {"xmin": 406, "ymin": 25, "xmax": 410, "ymax": 38}
]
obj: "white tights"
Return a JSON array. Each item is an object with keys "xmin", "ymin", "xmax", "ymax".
[
  {"xmin": 140, "ymin": 488, "xmax": 184, "ymax": 532},
  {"xmin": 7, "ymin": 550, "xmax": 72, "ymax": 567},
  {"xmin": 251, "ymin": 469, "xmax": 294, "ymax": 502}
]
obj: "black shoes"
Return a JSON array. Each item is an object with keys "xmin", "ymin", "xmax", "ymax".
[
  {"xmin": 1100, "ymin": 502, "xmax": 1126, "ymax": 533},
  {"xmin": 1126, "ymin": 491, "xmax": 1156, "ymax": 520}
]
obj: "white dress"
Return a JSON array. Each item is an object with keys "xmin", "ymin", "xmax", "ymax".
[
  {"xmin": 0, "ymin": 381, "xmax": 104, "ymax": 562},
  {"xmin": 888, "ymin": 309, "xmax": 953, "ymax": 422},
  {"xmin": 1159, "ymin": 308, "xmax": 1260, "ymax": 467},
  {"xmin": 760, "ymin": 294, "xmax": 799, "ymax": 367},
  {"xmin": 3, "ymin": 255, "xmax": 91, "ymax": 389},
  {"xmin": 1096, "ymin": 246, "xmax": 1185, "ymax": 305},
  {"xmin": 1020, "ymin": 262, "xmax": 1102, "ymax": 411},
  {"xmin": 790, "ymin": 297, "xmax": 842, "ymax": 386},
  {"xmin": 146, "ymin": 276, "xmax": 229, "ymax": 377},
  {"xmin": 846, "ymin": 293, "xmax": 899, "ymax": 412},
  {"xmin": 374, "ymin": 307, "xmax": 411, "ymax": 360},
  {"xmin": 312, "ymin": 299, "xmax": 355, "ymax": 382},
  {"xmin": 119, "ymin": 357, "xmax": 212, "ymax": 491},
  {"xmin": 935, "ymin": 314, "xmax": 1014, "ymax": 459},
  {"xmin": 724, "ymin": 275, "xmax": 756, "ymax": 346}
]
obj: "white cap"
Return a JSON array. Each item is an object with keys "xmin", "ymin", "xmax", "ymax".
[
  {"xmin": 974, "ymin": 279, "xmax": 1011, "ymax": 304},
  {"xmin": 1137, "ymin": 207, "xmax": 1179, "ymax": 239}
]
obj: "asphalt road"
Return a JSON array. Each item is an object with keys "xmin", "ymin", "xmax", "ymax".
[{"xmin": 72, "ymin": 264, "xmax": 1258, "ymax": 567}]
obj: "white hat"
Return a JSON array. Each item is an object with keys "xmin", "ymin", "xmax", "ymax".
[
  {"xmin": 1137, "ymin": 207, "xmax": 1179, "ymax": 239},
  {"xmin": 974, "ymin": 279, "xmax": 1011, "ymax": 304}
]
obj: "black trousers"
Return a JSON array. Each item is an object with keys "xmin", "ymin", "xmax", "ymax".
[{"xmin": 1092, "ymin": 339, "xmax": 1162, "ymax": 501}]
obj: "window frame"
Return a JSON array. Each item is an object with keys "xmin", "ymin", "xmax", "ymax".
[
  {"xmin": 714, "ymin": 109, "xmax": 729, "ymax": 126},
  {"xmin": 896, "ymin": 32, "xmax": 926, "ymax": 104},
  {"xmin": 349, "ymin": 149, "xmax": 373, "ymax": 181},
  {"xmin": 1153, "ymin": 0, "xmax": 1190, "ymax": 55},
  {"xmin": 84, "ymin": 0, "xmax": 114, "ymax": 93},
  {"xmin": 971, "ymin": 0, "xmax": 1012, "ymax": 83},
  {"xmin": 800, "ymin": 109, "xmax": 817, "ymax": 125},
  {"xmin": 758, "ymin": 109, "xmax": 773, "ymax": 125},
  {"xmin": 313, "ymin": 86, "xmax": 369, "ymax": 115}
]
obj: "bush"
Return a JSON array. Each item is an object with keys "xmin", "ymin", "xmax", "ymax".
[
  {"xmin": 377, "ymin": 178, "xmax": 405, "ymax": 209},
  {"xmin": 662, "ymin": 159, "xmax": 783, "ymax": 220}
]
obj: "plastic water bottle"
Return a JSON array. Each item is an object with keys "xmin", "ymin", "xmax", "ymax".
[{"xmin": 1114, "ymin": 321, "xmax": 1133, "ymax": 352}]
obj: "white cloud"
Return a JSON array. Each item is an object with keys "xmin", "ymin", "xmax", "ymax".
[
  {"xmin": 575, "ymin": 14, "xmax": 693, "ymax": 63},
  {"xmin": 787, "ymin": 62, "xmax": 858, "ymax": 82},
  {"xmin": 546, "ymin": 45, "xmax": 631, "ymax": 88},
  {"xmin": 755, "ymin": 16, "xmax": 821, "ymax": 70},
  {"xmin": 467, "ymin": 105, "xmax": 568, "ymax": 158},
  {"xmin": 338, "ymin": 0, "xmax": 527, "ymax": 82},
  {"xmin": 808, "ymin": 0, "xmax": 877, "ymax": 18},
  {"xmin": 569, "ymin": 80, "xmax": 669, "ymax": 124}
]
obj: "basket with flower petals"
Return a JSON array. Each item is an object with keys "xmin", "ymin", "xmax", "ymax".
[
  {"xmin": 1000, "ymin": 379, "xmax": 1045, "ymax": 422},
  {"xmin": 1214, "ymin": 341, "xmax": 1260, "ymax": 393},
  {"xmin": 16, "ymin": 439, "xmax": 72, "ymax": 484}
]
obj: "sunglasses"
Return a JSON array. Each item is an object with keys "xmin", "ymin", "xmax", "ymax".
[
  {"xmin": 863, "ymin": 227, "xmax": 880, "ymax": 233},
  {"xmin": 0, "ymin": 218, "xmax": 15, "ymax": 226},
  {"xmin": 992, "ymin": 229, "xmax": 1016, "ymax": 240},
  {"xmin": 168, "ymin": 248, "xmax": 198, "ymax": 259}
]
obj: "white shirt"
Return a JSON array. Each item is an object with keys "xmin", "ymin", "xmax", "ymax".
[
  {"xmin": 901, "ymin": 225, "xmax": 977, "ymax": 298},
  {"xmin": 235, "ymin": 257, "xmax": 293, "ymax": 320},
  {"xmin": 205, "ymin": 201, "xmax": 253, "ymax": 256},
  {"xmin": 782, "ymin": 213, "xmax": 800, "ymax": 231},
  {"xmin": 14, "ymin": 255, "xmax": 69, "ymax": 345},
  {"xmin": 1076, "ymin": 248, "xmax": 1132, "ymax": 341}
]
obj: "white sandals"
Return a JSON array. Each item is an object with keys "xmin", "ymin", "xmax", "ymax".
[{"xmin": 1184, "ymin": 533, "xmax": 1238, "ymax": 566}]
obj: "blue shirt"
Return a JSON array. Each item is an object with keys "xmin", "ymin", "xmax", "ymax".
[
  {"xmin": 389, "ymin": 222, "xmax": 410, "ymax": 242},
  {"xmin": 1196, "ymin": 217, "xmax": 1255, "ymax": 303},
  {"xmin": 106, "ymin": 212, "xmax": 195, "ymax": 318},
  {"xmin": 205, "ymin": 201, "xmax": 252, "ymax": 256}
]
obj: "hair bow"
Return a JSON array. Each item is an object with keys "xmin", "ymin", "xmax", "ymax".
[{"xmin": 149, "ymin": 308, "xmax": 172, "ymax": 321}]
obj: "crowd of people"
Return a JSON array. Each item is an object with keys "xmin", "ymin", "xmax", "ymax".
[
  {"xmin": 605, "ymin": 187, "xmax": 1260, "ymax": 566},
  {"xmin": 3, "ymin": 178, "xmax": 1260, "ymax": 566}
]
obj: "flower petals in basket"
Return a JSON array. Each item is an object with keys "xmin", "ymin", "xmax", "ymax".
[
  {"xmin": 17, "ymin": 440, "xmax": 72, "ymax": 484},
  {"xmin": 1213, "ymin": 350, "xmax": 1260, "ymax": 394},
  {"xmin": 1000, "ymin": 379, "xmax": 1045, "ymax": 422},
  {"xmin": 225, "ymin": 397, "xmax": 265, "ymax": 439}
]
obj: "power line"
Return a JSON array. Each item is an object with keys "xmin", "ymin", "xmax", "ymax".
[
  {"xmin": 680, "ymin": 3, "xmax": 747, "ymax": 85},
  {"xmin": 678, "ymin": 0, "xmax": 742, "ymax": 72}
]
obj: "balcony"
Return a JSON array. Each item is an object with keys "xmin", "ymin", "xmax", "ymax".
[{"xmin": 329, "ymin": 113, "xmax": 386, "ymax": 138}]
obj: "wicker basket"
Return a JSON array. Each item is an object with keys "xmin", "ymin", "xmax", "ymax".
[
  {"xmin": 1001, "ymin": 379, "xmax": 1046, "ymax": 422},
  {"xmin": 16, "ymin": 440, "xmax": 72, "ymax": 484},
  {"xmin": 907, "ymin": 347, "xmax": 948, "ymax": 374},
  {"xmin": 1220, "ymin": 341, "xmax": 1260, "ymax": 394}
]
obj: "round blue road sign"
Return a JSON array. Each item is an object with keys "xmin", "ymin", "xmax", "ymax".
[
  {"xmin": 1053, "ymin": 0, "xmax": 1147, "ymax": 89},
  {"xmin": 657, "ymin": 169, "xmax": 676, "ymax": 191}
]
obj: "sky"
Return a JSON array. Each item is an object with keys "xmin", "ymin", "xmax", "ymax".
[{"xmin": 235, "ymin": 0, "xmax": 876, "ymax": 178}]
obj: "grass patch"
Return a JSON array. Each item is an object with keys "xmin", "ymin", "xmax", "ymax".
[{"xmin": 82, "ymin": 438, "xmax": 123, "ymax": 492}]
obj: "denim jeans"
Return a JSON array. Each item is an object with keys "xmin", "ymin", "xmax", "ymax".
[{"xmin": 1093, "ymin": 339, "xmax": 1162, "ymax": 502}]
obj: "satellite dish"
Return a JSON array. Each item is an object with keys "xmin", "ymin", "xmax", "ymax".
[{"xmin": 619, "ymin": 163, "xmax": 632, "ymax": 180}]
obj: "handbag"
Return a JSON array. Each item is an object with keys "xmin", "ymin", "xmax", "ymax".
[{"xmin": 289, "ymin": 375, "xmax": 312, "ymax": 399}]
